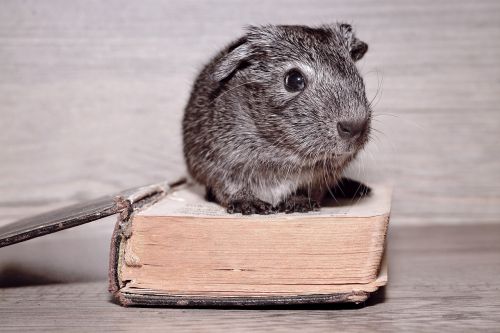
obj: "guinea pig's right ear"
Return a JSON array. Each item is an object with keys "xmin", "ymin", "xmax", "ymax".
[{"xmin": 213, "ymin": 37, "xmax": 253, "ymax": 82}]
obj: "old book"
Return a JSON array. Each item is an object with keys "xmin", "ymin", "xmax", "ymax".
[
  {"xmin": 0, "ymin": 178, "xmax": 391, "ymax": 307},
  {"xmin": 109, "ymin": 181, "xmax": 391, "ymax": 307}
]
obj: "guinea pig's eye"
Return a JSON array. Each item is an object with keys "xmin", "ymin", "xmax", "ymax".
[{"xmin": 284, "ymin": 69, "xmax": 306, "ymax": 92}]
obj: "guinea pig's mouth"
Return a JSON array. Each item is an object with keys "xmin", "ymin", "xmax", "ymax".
[
  {"xmin": 294, "ymin": 127, "xmax": 370, "ymax": 165},
  {"xmin": 344, "ymin": 140, "xmax": 368, "ymax": 157},
  {"xmin": 330, "ymin": 134, "xmax": 369, "ymax": 160},
  {"xmin": 302, "ymin": 151, "xmax": 353, "ymax": 167}
]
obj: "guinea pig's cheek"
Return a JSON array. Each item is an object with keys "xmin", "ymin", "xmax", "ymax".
[{"xmin": 268, "ymin": 93, "xmax": 295, "ymax": 110}]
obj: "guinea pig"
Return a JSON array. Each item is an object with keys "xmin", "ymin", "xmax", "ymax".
[{"xmin": 182, "ymin": 23, "xmax": 371, "ymax": 215}]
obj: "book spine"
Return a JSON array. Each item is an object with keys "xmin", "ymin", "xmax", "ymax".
[
  {"xmin": 108, "ymin": 179, "xmax": 185, "ymax": 305},
  {"xmin": 114, "ymin": 291, "xmax": 370, "ymax": 308}
]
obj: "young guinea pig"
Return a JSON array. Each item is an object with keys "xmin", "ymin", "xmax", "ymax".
[{"xmin": 183, "ymin": 23, "xmax": 372, "ymax": 215}]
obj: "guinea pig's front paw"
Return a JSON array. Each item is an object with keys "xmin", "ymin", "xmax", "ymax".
[
  {"xmin": 227, "ymin": 199, "xmax": 276, "ymax": 215},
  {"xmin": 277, "ymin": 195, "xmax": 320, "ymax": 214}
]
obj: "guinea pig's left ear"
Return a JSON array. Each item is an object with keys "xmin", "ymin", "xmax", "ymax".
[
  {"xmin": 339, "ymin": 23, "xmax": 368, "ymax": 61},
  {"xmin": 213, "ymin": 37, "xmax": 253, "ymax": 82}
]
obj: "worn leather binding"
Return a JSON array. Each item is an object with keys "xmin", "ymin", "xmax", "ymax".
[
  {"xmin": 0, "ymin": 181, "xmax": 177, "ymax": 248},
  {"xmin": 0, "ymin": 178, "xmax": 384, "ymax": 307}
]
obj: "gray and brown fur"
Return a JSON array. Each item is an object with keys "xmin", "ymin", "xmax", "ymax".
[{"xmin": 183, "ymin": 23, "xmax": 371, "ymax": 215}]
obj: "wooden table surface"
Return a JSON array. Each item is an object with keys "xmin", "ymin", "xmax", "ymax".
[{"xmin": 1, "ymin": 224, "xmax": 499, "ymax": 332}]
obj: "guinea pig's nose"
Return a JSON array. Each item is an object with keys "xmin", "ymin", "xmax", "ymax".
[{"xmin": 337, "ymin": 119, "xmax": 368, "ymax": 139}]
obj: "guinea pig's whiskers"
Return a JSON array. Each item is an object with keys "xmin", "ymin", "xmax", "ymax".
[
  {"xmin": 320, "ymin": 149, "xmax": 339, "ymax": 204},
  {"xmin": 342, "ymin": 153, "xmax": 369, "ymax": 215},
  {"xmin": 370, "ymin": 127, "xmax": 386, "ymax": 139},
  {"xmin": 368, "ymin": 134, "xmax": 384, "ymax": 153},
  {"xmin": 369, "ymin": 117, "xmax": 401, "ymax": 152},
  {"xmin": 365, "ymin": 148, "xmax": 376, "ymax": 173},
  {"xmin": 373, "ymin": 113, "xmax": 424, "ymax": 131},
  {"xmin": 366, "ymin": 69, "xmax": 384, "ymax": 109}
]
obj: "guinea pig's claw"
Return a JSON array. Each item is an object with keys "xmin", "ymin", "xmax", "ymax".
[
  {"xmin": 227, "ymin": 199, "xmax": 276, "ymax": 215},
  {"xmin": 278, "ymin": 196, "xmax": 320, "ymax": 214}
]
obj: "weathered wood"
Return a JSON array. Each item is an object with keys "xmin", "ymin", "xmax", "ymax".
[
  {"xmin": 1, "ymin": 225, "xmax": 499, "ymax": 331},
  {"xmin": 0, "ymin": 0, "xmax": 499, "ymax": 227}
]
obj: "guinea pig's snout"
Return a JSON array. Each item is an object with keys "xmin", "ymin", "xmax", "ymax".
[{"xmin": 337, "ymin": 118, "xmax": 369, "ymax": 140}]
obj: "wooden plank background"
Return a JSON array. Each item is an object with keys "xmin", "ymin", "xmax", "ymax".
[{"xmin": 0, "ymin": 0, "xmax": 499, "ymax": 279}]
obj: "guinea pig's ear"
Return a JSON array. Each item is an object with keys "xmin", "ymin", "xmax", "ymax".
[
  {"xmin": 339, "ymin": 23, "xmax": 368, "ymax": 61},
  {"xmin": 213, "ymin": 37, "xmax": 253, "ymax": 82}
]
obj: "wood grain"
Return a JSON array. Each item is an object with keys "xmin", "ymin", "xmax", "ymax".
[
  {"xmin": 0, "ymin": 0, "xmax": 499, "ymax": 226},
  {"xmin": 1, "ymin": 225, "xmax": 499, "ymax": 332},
  {"xmin": 1, "ymin": 0, "xmax": 500, "ymax": 287}
]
